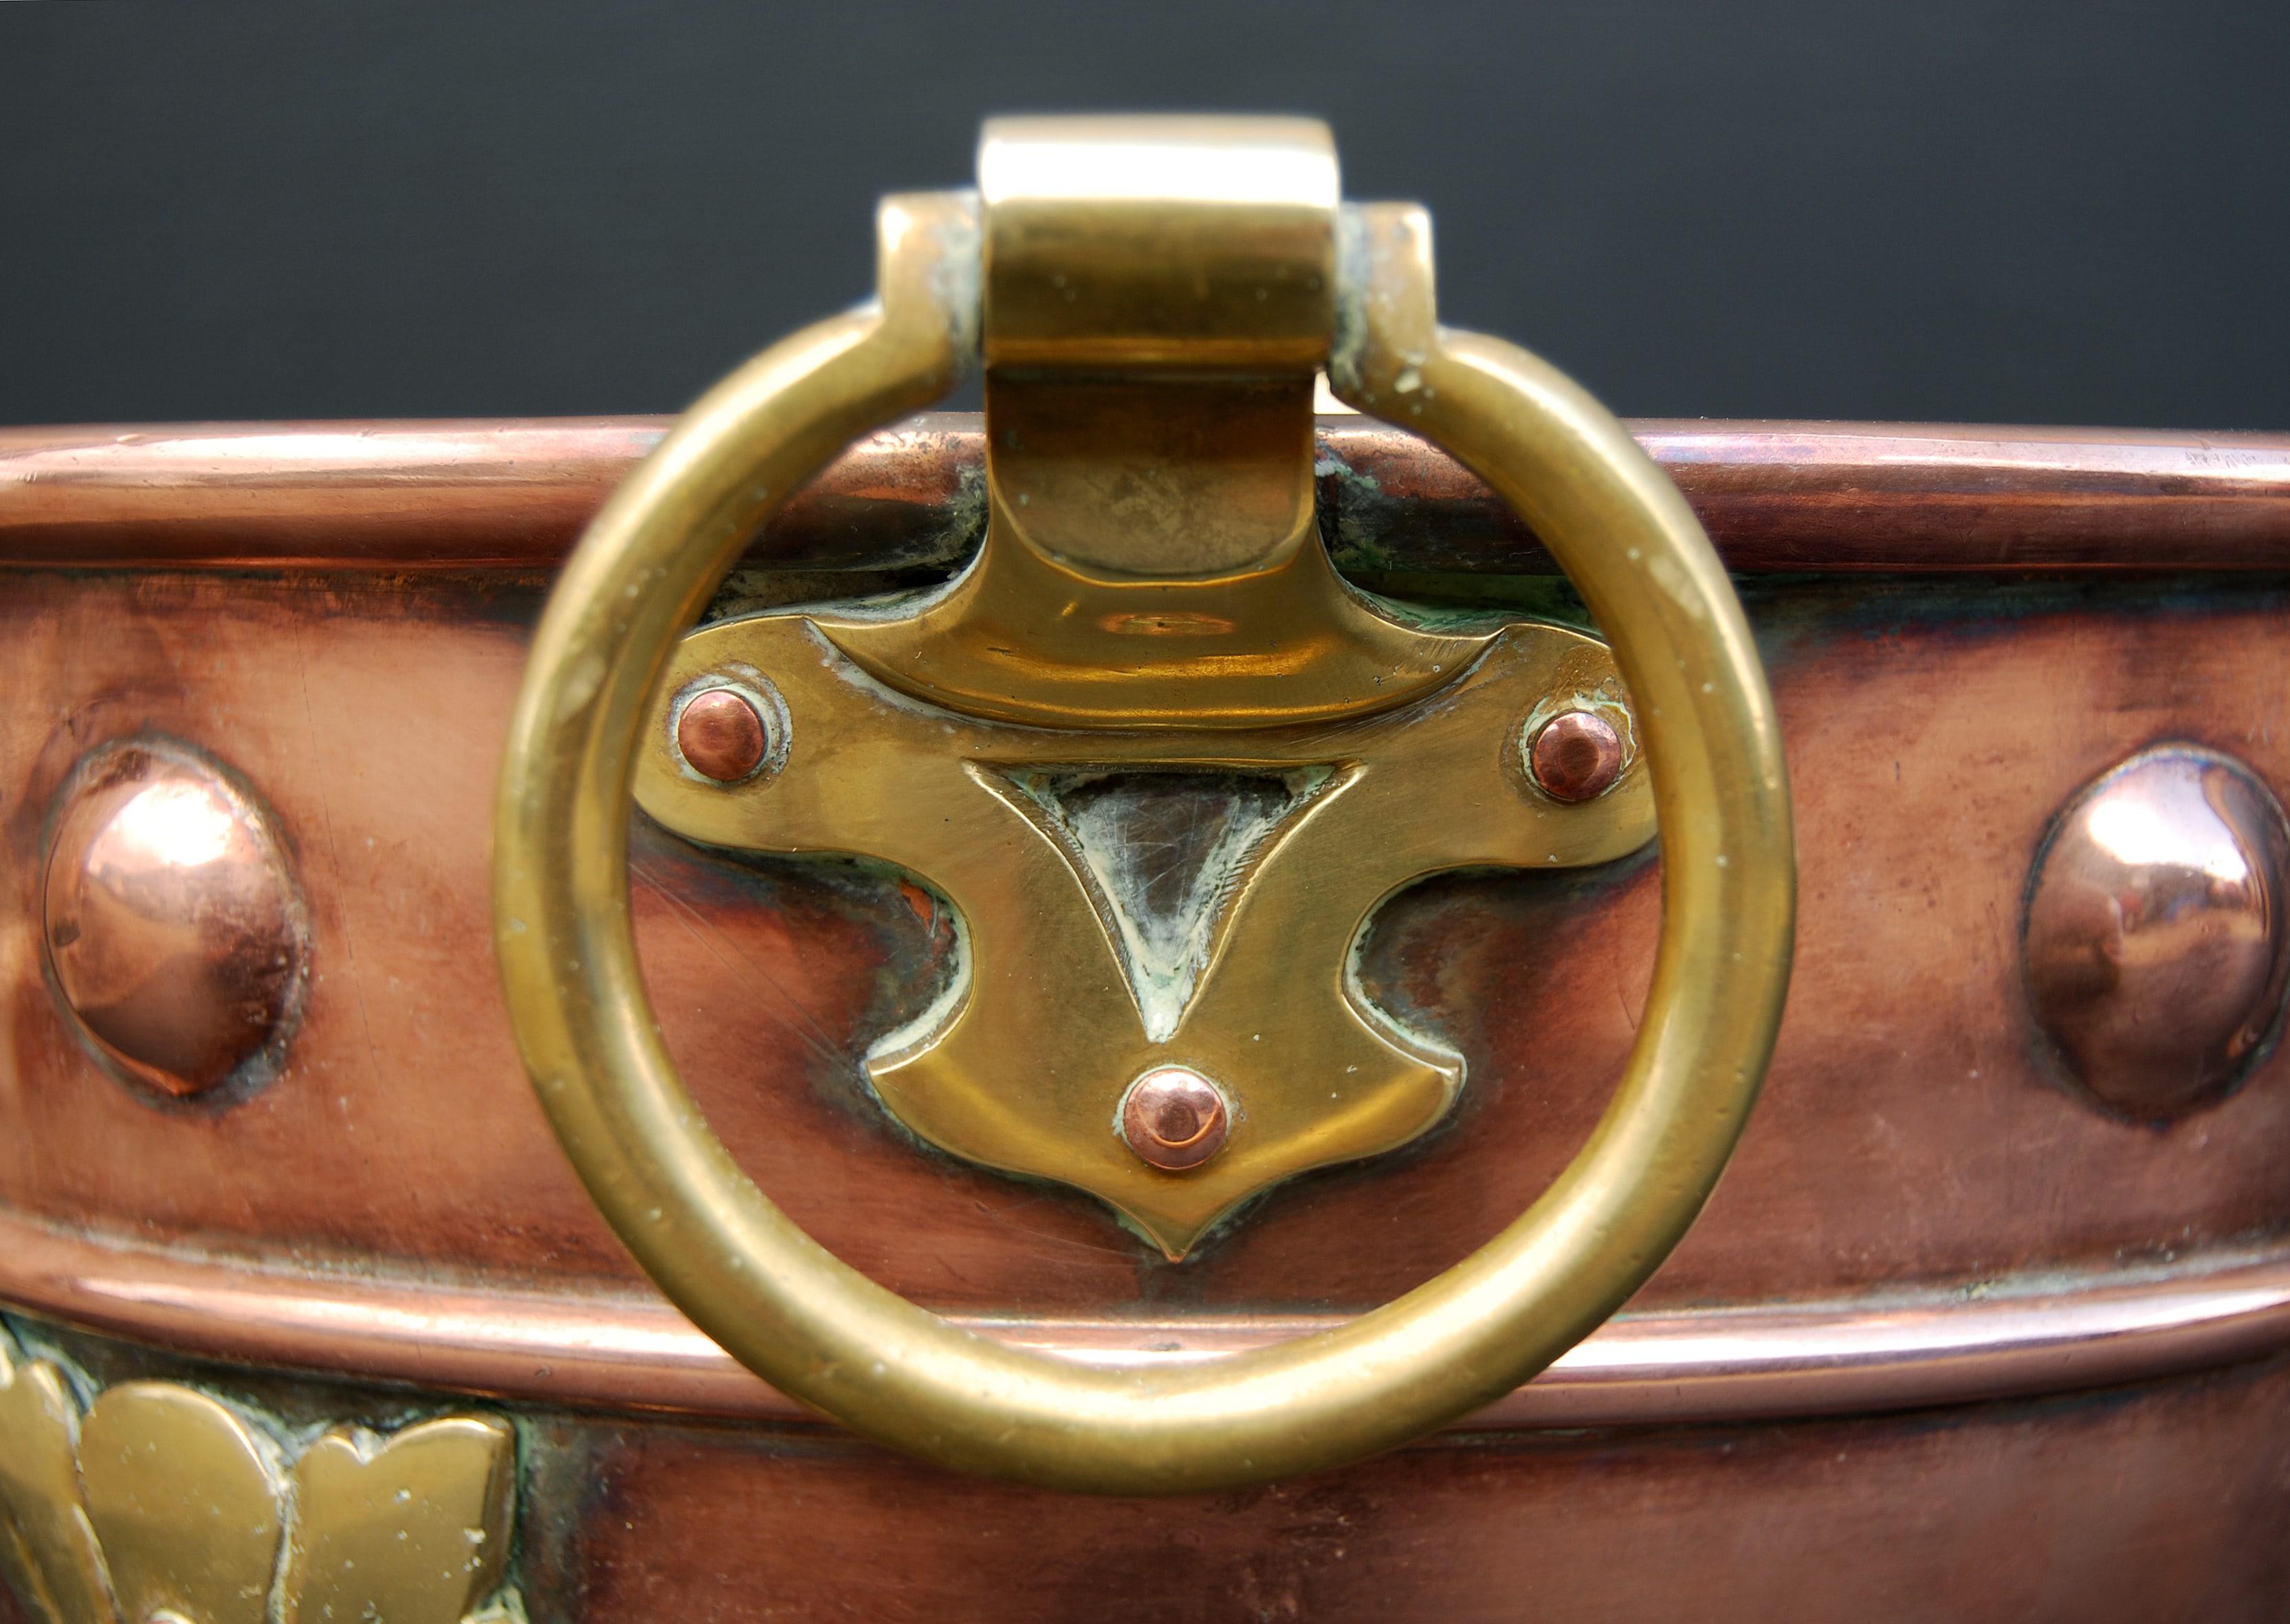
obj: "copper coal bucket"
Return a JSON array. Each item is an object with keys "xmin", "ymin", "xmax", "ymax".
[{"xmin": 4, "ymin": 118, "xmax": 2289, "ymax": 1622}]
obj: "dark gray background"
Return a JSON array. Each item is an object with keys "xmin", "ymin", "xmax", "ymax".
[{"xmin": 3, "ymin": 1, "xmax": 2283, "ymax": 428}]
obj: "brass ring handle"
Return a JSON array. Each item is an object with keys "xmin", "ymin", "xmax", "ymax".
[{"xmin": 494, "ymin": 176, "xmax": 1794, "ymax": 1494}]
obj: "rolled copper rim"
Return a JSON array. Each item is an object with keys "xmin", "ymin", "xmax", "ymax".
[
  {"xmin": 4, "ymin": 417, "xmax": 2289, "ymax": 573},
  {"xmin": 3, "ymin": 1210, "xmax": 2287, "ymax": 1431}
]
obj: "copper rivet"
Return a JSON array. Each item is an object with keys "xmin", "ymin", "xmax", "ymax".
[
  {"xmin": 2024, "ymin": 744, "xmax": 2290, "ymax": 1119},
  {"xmin": 1120, "ymin": 1067, "xmax": 1231, "ymax": 1172},
  {"xmin": 676, "ymin": 688, "xmax": 769, "ymax": 782},
  {"xmin": 1527, "ymin": 710, "xmax": 1625, "ymax": 802},
  {"xmin": 41, "ymin": 739, "xmax": 308, "ymax": 1100}
]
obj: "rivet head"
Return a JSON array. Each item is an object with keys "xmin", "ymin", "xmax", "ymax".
[
  {"xmin": 2024, "ymin": 745, "xmax": 2290, "ymax": 1119},
  {"xmin": 676, "ymin": 688, "xmax": 769, "ymax": 782},
  {"xmin": 1526, "ymin": 710, "xmax": 1625, "ymax": 803},
  {"xmin": 42, "ymin": 740, "xmax": 307, "ymax": 1100},
  {"xmin": 1120, "ymin": 1066, "xmax": 1230, "ymax": 1172}
]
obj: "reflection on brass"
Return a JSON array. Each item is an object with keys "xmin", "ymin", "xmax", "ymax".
[
  {"xmin": 0, "ymin": 1340, "xmax": 109, "ymax": 1624},
  {"xmin": 822, "ymin": 119, "xmax": 1492, "ymax": 730},
  {"xmin": 1121, "ymin": 1067, "xmax": 1231, "ymax": 1172},
  {"xmin": 2025, "ymin": 744, "xmax": 2290, "ymax": 1119},
  {"xmin": 633, "ymin": 116, "xmax": 1653, "ymax": 1256},
  {"xmin": 494, "ymin": 116, "xmax": 1792, "ymax": 1491},
  {"xmin": 0, "ymin": 1329, "xmax": 520, "ymax": 1624},
  {"xmin": 672, "ymin": 686, "xmax": 770, "ymax": 783},
  {"xmin": 641, "ymin": 621, "xmax": 1650, "ymax": 1255},
  {"xmin": 41, "ymin": 739, "xmax": 307, "ymax": 1100},
  {"xmin": 80, "ymin": 1383, "xmax": 284, "ymax": 1624},
  {"xmin": 1528, "ymin": 710, "xmax": 1627, "ymax": 804},
  {"xmin": 281, "ymin": 1419, "xmax": 518, "ymax": 1624}
]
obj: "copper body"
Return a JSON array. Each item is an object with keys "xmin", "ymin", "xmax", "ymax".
[{"xmin": 7, "ymin": 420, "xmax": 2290, "ymax": 1618}]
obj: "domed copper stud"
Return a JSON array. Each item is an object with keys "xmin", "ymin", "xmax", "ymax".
[
  {"xmin": 675, "ymin": 688, "xmax": 771, "ymax": 783},
  {"xmin": 2023, "ymin": 744, "xmax": 2290, "ymax": 1119},
  {"xmin": 1526, "ymin": 710, "xmax": 1625, "ymax": 803},
  {"xmin": 42, "ymin": 740, "xmax": 308, "ymax": 1100},
  {"xmin": 1120, "ymin": 1066, "xmax": 1231, "ymax": 1172}
]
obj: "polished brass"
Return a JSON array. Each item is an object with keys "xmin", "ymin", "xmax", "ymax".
[
  {"xmin": 637, "ymin": 619, "xmax": 1649, "ymax": 1255},
  {"xmin": 80, "ymin": 1383, "xmax": 284, "ymax": 1624},
  {"xmin": 633, "ymin": 116, "xmax": 1651, "ymax": 1253},
  {"xmin": 0, "ymin": 1329, "xmax": 521, "ymax": 1624},
  {"xmin": 41, "ymin": 739, "xmax": 307, "ymax": 1100},
  {"xmin": 2025, "ymin": 744, "xmax": 2290, "ymax": 1118},
  {"xmin": 492, "ymin": 117, "xmax": 1794, "ymax": 1492},
  {"xmin": 0, "ymin": 1337, "xmax": 108, "ymax": 1624},
  {"xmin": 281, "ymin": 1418, "xmax": 518, "ymax": 1624},
  {"xmin": 820, "ymin": 118, "xmax": 1492, "ymax": 729},
  {"xmin": 1121, "ymin": 1066, "xmax": 1231, "ymax": 1172}
]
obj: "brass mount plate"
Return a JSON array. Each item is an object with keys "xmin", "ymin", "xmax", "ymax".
[{"xmin": 632, "ymin": 119, "xmax": 1655, "ymax": 1258}]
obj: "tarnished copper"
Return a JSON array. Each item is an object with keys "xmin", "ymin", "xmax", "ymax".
[
  {"xmin": 39, "ymin": 739, "xmax": 307, "ymax": 1100},
  {"xmin": 2025, "ymin": 745, "xmax": 2290, "ymax": 1119},
  {"xmin": 673, "ymin": 688, "xmax": 769, "ymax": 783},
  {"xmin": 1120, "ymin": 1066, "xmax": 1231, "ymax": 1172},
  {"xmin": 1528, "ymin": 710, "xmax": 1626, "ymax": 803}
]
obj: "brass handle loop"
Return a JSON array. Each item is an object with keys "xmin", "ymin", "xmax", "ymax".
[{"xmin": 494, "ymin": 182, "xmax": 1794, "ymax": 1495}]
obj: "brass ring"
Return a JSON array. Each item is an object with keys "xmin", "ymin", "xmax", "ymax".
[{"xmin": 493, "ymin": 193, "xmax": 1794, "ymax": 1493}]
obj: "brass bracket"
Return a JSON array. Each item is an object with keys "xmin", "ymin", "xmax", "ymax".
[{"xmin": 632, "ymin": 120, "xmax": 1655, "ymax": 1258}]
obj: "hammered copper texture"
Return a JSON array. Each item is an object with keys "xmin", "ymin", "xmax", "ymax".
[{"xmin": 5, "ymin": 571, "xmax": 2290, "ymax": 1323}]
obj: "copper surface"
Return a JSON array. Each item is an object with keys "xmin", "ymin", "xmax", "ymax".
[
  {"xmin": 2024, "ymin": 745, "xmax": 2290, "ymax": 1119},
  {"xmin": 1121, "ymin": 1068, "xmax": 1231, "ymax": 1172},
  {"xmin": 38, "ymin": 738, "xmax": 306, "ymax": 1099},
  {"xmin": 531, "ymin": 1355, "xmax": 2290, "ymax": 1621},
  {"xmin": 1527, "ymin": 710, "xmax": 1625, "ymax": 804},
  {"xmin": 671, "ymin": 688, "xmax": 769, "ymax": 784},
  {"xmin": 10, "ymin": 448, "xmax": 2290, "ymax": 1448},
  {"xmin": 10, "ymin": 573, "xmax": 2290, "ymax": 1321},
  {"xmin": 9, "ymin": 1315, "xmax": 2288, "ymax": 1620},
  {"xmin": 6, "ymin": 419, "xmax": 2290, "ymax": 573}
]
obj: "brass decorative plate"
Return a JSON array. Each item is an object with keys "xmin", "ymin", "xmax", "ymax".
[{"xmin": 639, "ymin": 608, "xmax": 1651, "ymax": 1256}]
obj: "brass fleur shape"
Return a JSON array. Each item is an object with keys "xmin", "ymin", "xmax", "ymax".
[
  {"xmin": 637, "ymin": 611, "xmax": 1653, "ymax": 1258},
  {"xmin": 0, "ymin": 1328, "xmax": 520, "ymax": 1624}
]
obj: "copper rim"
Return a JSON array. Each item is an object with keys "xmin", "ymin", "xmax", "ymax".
[
  {"xmin": 5, "ymin": 417, "xmax": 2289, "ymax": 573},
  {"xmin": 5, "ymin": 1210, "xmax": 2288, "ymax": 1431}
]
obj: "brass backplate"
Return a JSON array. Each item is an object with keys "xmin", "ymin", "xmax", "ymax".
[{"xmin": 635, "ymin": 608, "xmax": 1651, "ymax": 1258}]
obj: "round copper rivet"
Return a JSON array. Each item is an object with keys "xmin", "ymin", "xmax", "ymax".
[
  {"xmin": 1527, "ymin": 710, "xmax": 1625, "ymax": 803},
  {"xmin": 1121, "ymin": 1066, "xmax": 1231, "ymax": 1172},
  {"xmin": 677, "ymin": 688, "xmax": 769, "ymax": 782},
  {"xmin": 42, "ymin": 739, "xmax": 307, "ymax": 1099},
  {"xmin": 2023, "ymin": 744, "xmax": 2290, "ymax": 1119}
]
